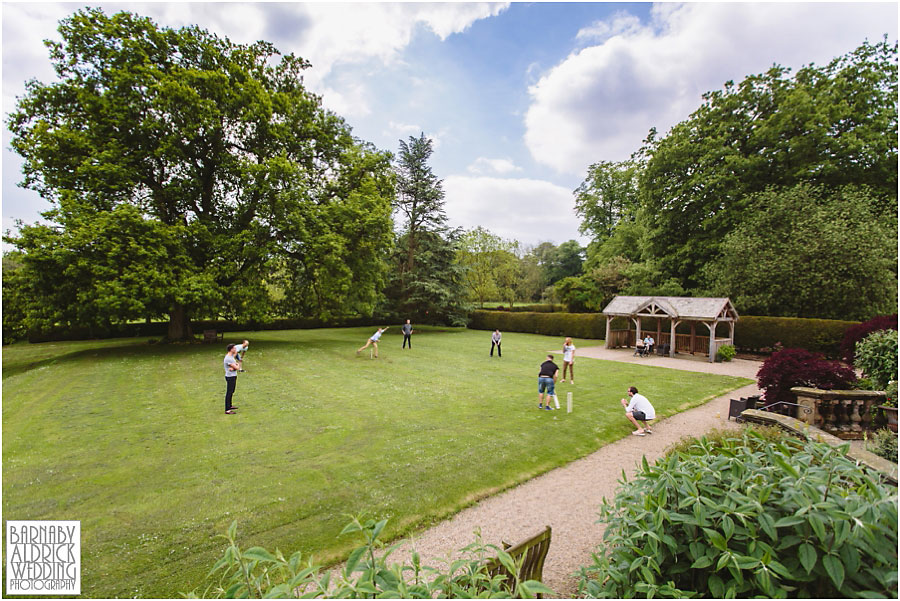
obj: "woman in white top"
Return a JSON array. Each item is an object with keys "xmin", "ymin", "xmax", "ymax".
[
  {"xmin": 357, "ymin": 327, "xmax": 388, "ymax": 358},
  {"xmin": 561, "ymin": 337, "xmax": 576, "ymax": 384}
]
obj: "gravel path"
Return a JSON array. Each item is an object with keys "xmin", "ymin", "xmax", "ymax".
[{"xmin": 367, "ymin": 349, "xmax": 763, "ymax": 597}]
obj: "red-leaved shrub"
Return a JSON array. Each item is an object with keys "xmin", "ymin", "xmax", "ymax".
[
  {"xmin": 841, "ymin": 314, "xmax": 898, "ymax": 365},
  {"xmin": 757, "ymin": 348, "xmax": 857, "ymax": 403}
]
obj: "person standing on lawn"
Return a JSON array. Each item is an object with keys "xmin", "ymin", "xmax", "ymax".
[
  {"xmin": 223, "ymin": 344, "xmax": 240, "ymax": 414},
  {"xmin": 491, "ymin": 329, "xmax": 502, "ymax": 357},
  {"xmin": 357, "ymin": 327, "xmax": 388, "ymax": 357},
  {"xmin": 401, "ymin": 320, "xmax": 413, "ymax": 349},
  {"xmin": 621, "ymin": 386, "xmax": 655, "ymax": 435},
  {"xmin": 538, "ymin": 354, "xmax": 559, "ymax": 410},
  {"xmin": 561, "ymin": 337, "xmax": 576, "ymax": 384}
]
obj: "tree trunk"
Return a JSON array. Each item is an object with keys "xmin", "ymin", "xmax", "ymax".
[{"xmin": 167, "ymin": 304, "xmax": 193, "ymax": 340}]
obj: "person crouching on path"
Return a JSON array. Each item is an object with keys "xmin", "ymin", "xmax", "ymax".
[
  {"xmin": 224, "ymin": 344, "xmax": 240, "ymax": 414},
  {"xmin": 538, "ymin": 354, "xmax": 559, "ymax": 410},
  {"xmin": 233, "ymin": 339, "xmax": 249, "ymax": 371},
  {"xmin": 561, "ymin": 336, "xmax": 576, "ymax": 384},
  {"xmin": 491, "ymin": 329, "xmax": 502, "ymax": 357},
  {"xmin": 402, "ymin": 320, "xmax": 413, "ymax": 349},
  {"xmin": 621, "ymin": 386, "xmax": 655, "ymax": 435},
  {"xmin": 357, "ymin": 327, "xmax": 388, "ymax": 357}
]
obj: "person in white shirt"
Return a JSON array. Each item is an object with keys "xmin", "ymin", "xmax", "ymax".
[
  {"xmin": 621, "ymin": 386, "xmax": 656, "ymax": 435},
  {"xmin": 561, "ymin": 337, "xmax": 576, "ymax": 383},
  {"xmin": 357, "ymin": 327, "xmax": 388, "ymax": 358},
  {"xmin": 644, "ymin": 335, "xmax": 654, "ymax": 355},
  {"xmin": 490, "ymin": 329, "xmax": 502, "ymax": 357}
]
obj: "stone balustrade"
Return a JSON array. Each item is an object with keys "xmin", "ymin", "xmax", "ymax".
[{"xmin": 791, "ymin": 387, "xmax": 887, "ymax": 439}]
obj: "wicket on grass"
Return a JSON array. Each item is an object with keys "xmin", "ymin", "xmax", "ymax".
[{"xmin": 567, "ymin": 391, "xmax": 573, "ymax": 413}]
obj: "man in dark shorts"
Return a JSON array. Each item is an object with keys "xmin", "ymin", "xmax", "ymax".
[
  {"xmin": 537, "ymin": 354, "xmax": 559, "ymax": 410},
  {"xmin": 620, "ymin": 386, "xmax": 656, "ymax": 435},
  {"xmin": 402, "ymin": 319, "xmax": 413, "ymax": 348}
]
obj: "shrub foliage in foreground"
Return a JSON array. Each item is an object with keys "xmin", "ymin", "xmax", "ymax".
[
  {"xmin": 190, "ymin": 515, "xmax": 552, "ymax": 598},
  {"xmin": 577, "ymin": 429, "xmax": 898, "ymax": 598}
]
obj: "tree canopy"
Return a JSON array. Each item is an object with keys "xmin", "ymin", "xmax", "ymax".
[
  {"xmin": 6, "ymin": 9, "xmax": 394, "ymax": 338},
  {"xmin": 639, "ymin": 38, "xmax": 898, "ymax": 289}
]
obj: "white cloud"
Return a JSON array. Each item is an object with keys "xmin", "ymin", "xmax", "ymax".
[
  {"xmin": 443, "ymin": 176, "xmax": 586, "ymax": 246},
  {"xmin": 466, "ymin": 157, "xmax": 523, "ymax": 175},
  {"xmin": 525, "ymin": 2, "xmax": 898, "ymax": 175},
  {"xmin": 575, "ymin": 11, "xmax": 642, "ymax": 43}
]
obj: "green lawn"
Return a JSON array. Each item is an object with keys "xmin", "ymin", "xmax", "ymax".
[{"xmin": 2, "ymin": 327, "xmax": 751, "ymax": 598}]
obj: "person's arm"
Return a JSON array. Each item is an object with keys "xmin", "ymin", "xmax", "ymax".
[{"xmin": 553, "ymin": 368, "xmax": 559, "ymax": 382}]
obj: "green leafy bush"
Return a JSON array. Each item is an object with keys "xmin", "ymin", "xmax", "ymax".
[
  {"xmin": 716, "ymin": 344, "xmax": 736, "ymax": 362},
  {"xmin": 867, "ymin": 429, "xmax": 898, "ymax": 464},
  {"xmin": 854, "ymin": 329, "xmax": 899, "ymax": 390},
  {"xmin": 468, "ymin": 310, "xmax": 606, "ymax": 339},
  {"xmin": 885, "ymin": 381, "xmax": 898, "ymax": 408},
  {"xmin": 577, "ymin": 429, "xmax": 898, "ymax": 598},
  {"xmin": 190, "ymin": 515, "xmax": 553, "ymax": 598},
  {"xmin": 734, "ymin": 315, "xmax": 859, "ymax": 358}
]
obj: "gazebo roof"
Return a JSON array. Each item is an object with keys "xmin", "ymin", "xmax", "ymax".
[{"xmin": 601, "ymin": 296, "xmax": 739, "ymax": 321}]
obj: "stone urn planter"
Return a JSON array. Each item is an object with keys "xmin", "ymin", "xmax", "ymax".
[{"xmin": 879, "ymin": 406, "xmax": 898, "ymax": 433}]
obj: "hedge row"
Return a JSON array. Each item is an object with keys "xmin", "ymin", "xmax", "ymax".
[
  {"xmin": 468, "ymin": 310, "xmax": 607, "ymax": 339},
  {"xmin": 25, "ymin": 315, "xmax": 387, "ymax": 343},
  {"xmin": 469, "ymin": 311, "xmax": 860, "ymax": 357},
  {"xmin": 734, "ymin": 315, "xmax": 859, "ymax": 358}
]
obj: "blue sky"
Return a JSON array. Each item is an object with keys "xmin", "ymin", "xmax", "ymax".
[{"xmin": 2, "ymin": 2, "xmax": 897, "ymax": 247}]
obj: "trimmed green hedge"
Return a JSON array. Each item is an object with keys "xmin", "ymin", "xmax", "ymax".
[
  {"xmin": 468, "ymin": 310, "xmax": 606, "ymax": 339},
  {"xmin": 735, "ymin": 315, "xmax": 859, "ymax": 358},
  {"xmin": 469, "ymin": 311, "xmax": 859, "ymax": 357},
  {"xmin": 25, "ymin": 316, "xmax": 387, "ymax": 343}
]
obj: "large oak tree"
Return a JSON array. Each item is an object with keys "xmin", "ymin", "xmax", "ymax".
[{"xmin": 6, "ymin": 9, "xmax": 394, "ymax": 338}]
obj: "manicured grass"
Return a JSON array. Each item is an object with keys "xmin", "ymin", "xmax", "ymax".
[{"xmin": 2, "ymin": 327, "xmax": 751, "ymax": 598}]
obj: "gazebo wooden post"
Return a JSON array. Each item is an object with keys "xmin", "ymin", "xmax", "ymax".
[
  {"xmin": 706, "ymin": 321, "xmax": 717, "ymax": 362},
  {"xmin": 690, "ymin": 322, "xmax": 696, "ymax": 354},
  {"xmin": 605, "ymin": 315, "xmax": 611, "ymax": 348},
  {"xmin": 633, "ymin": 317, "xmax": 642, "ymax": 347},
  {"xmin": 729, "ymin": 321, "xmax": 735, "ymax": 346},
  {"xmin": 656, "ymin": 319, "xmax": 662, "ymax": 349},
  {"xmin": 670, "ymin": 320, "xmax": 679, "ymax": 357}
]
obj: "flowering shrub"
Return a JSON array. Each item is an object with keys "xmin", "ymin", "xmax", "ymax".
[
  {"xmin": 840, "ymin": 314, "xmax": 898, "ymax": 365},
  {"xmin": 756, "ymin": 348, "xmax": 856, "ymax": 403},
  {"xmin": 854, "ymin": 329, "xmax": 898, "ymax": 390}
]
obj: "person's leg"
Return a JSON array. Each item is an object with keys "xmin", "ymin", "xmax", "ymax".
[
  {"xmin": 491, "ymin": 341, "xmax": 495, "ymax": 356},
  {"xmin": 497, "ymin": 342, "xmax": 501, "ymax": 357},
  {"xmin": 357, "ymin": 339, "xmax": 371, "ymax": 353},
  {"xmin": 549, "ymin": 381, "xmax": 557, "ymax": 409},
  {"xmin": 626, "ymin": 412, "xmax": 645, "ymax": 433},
  {"xmin": 225, "ymin": 376, "xmax": 236, "ymax": 412},
  {"xmin": 373, "ymin": 340, "xmax": 379, "ymax": 357},
  {"xmin": 407, "ymin": 334, "xmax": 411, "ymax": 349},
  {"xmin": 569, "ymin": 363, "xmax": 574, "ymax": 383},
  {"xmin": 538, "ymin": 379, "xmax": 545, "ymax": 408}
]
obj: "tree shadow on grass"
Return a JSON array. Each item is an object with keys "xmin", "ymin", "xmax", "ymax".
[{"xmin": 1, "ymin": 337, "xmax": 334, "ymax": 380}]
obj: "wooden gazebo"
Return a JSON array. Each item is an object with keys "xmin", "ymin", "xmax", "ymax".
[{"xmin": 601, "ymin": 296, "xmax": 739, "ymax": 362}]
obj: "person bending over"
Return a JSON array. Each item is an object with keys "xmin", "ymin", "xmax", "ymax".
[
  {"xmin": 621, "ymin": 386, "xmax": 655, "ymax": 435},
  {"xmin": 538, "ymin": 354, "xmax": 559, "ymax": 410},
  {"xmin": 357, "ymin": 327, "xmax": 388, "ymax": 358}
]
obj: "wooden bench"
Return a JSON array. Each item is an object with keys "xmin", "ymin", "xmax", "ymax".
[
  {"xmin": 485, "ymin": 525, "xmax": 551, "ymax": 596},
  {"xmin": 203, "ymin": 329, "xmax": 224, "ymax": 343}
]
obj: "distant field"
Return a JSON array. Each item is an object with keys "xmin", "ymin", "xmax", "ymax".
[{"xmin": 2, "ymin": 327, "xmax": 751, "ymax": 598}]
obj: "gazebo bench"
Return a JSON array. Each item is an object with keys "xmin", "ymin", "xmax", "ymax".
[{"xmin": 203, "ymin": 329, "xmax": 224, "ymax": 343}]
